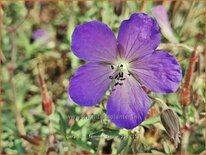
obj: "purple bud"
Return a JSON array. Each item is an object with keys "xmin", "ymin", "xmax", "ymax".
[
  {"xmin": 160, "ymin": 108, "xmax": 181, "ymax": 148},
  {"xmin": 32, "ymin": 29, "xmax": 50, "ymax": 44},
  {"xmin": 152, "ymin": 5, "xmax": 178, "ymax": 43}
]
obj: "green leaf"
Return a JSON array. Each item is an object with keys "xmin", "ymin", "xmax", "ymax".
[
  {"xmin": 163, "ymin": 141, "xmax": 171, "ymax": 154},
  {"xmin": 71, "ymin": 139, "xmax": 94, "ymax": 153},
  {"xmin": 117, "ymin": 139, "xmax": 129, "ymax": 154},
  {"xmin": 14, "ymin": 140, "xmax": 27, "ymax": 154},
  {"xmin": 151, "ymin": 149, "xmax": 165, "ymax": 154},
  {"xmin": 57, "ymin": 111, "xmax": 69, "ymax": 137}
]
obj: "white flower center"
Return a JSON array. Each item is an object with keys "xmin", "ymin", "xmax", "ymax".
[{"xmin": 109, "ymin": 60, "xmax": 131, "ymax": 88}]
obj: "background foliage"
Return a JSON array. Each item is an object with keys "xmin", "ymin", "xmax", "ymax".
[{"xmin": 1, "ymin": 0, "xmax": 205, "ymax": 154}]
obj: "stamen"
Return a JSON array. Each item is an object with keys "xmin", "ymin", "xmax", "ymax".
[
  {"xmin": 114, "ymin": 82, "xmax": 124, "ymax": 86},
  {"xmin": 119, "ymin": 72, "xmax": 123, "ymax": 78},
  {"xmin": 120, "ymin": 78, "xmax": 125, "ymax": 81},
  {"xmin": 114, "ymin": 74, "xmax": 119, "ymax": 79},
  {"xmin": 109, "ymin": 76, "xmax": 113, "ymax": 79},
  {"xmin": 108, "ymin": 61, "xmax": 129, "ymax": 87}
]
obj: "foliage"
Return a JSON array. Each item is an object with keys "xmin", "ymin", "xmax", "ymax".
[{"xmin": 1, "ymin": 0, "xmax": 205, "ymax": 154}]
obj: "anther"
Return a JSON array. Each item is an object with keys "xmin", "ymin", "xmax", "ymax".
[
  {"xmin": 114, "ymin": 74, "xmax": 119, "ymax": 79},
  {"xmin": 109, "ymin": 76, "xmax": 113, "ymax": 79},
  {"xmin": 119, "ymin": 72, "xmax": 123, "ymax": 78},
  {"xmin": 120, "ymin": 78, "xmax": 125, "ymax": 81},
  {"xmin": 111, "ymin": 65, "xmax": 114, "ymax": 70},
  {"xmin": 120, "ymin": 64, "xmax": 123, "ymax": 68}
]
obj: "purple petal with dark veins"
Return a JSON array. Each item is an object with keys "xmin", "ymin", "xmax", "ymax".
[
  {"xmin": 117, "ymin": 13, "xmax": 161, "ymax": 61},
  {"xmin": 106, "ymin": 74, "xmax": 150, "ymax": 129},
  {"xmin": 69, "ymin": 63, "xmax": 113, "ymax": 106},
  {"xmin": 71, "ymin": 21, "xmax": 117, "ymax": 63},
  {"xmin": 130, "ymin": 51, "xmax": 182, "ymax": 94}
]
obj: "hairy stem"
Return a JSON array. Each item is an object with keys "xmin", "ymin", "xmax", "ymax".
[
  {"xmin": 180, "ymin": 128, "xmax": 190, "ymax": 153},
  {"xmin": 8, "ymin": 32, "xmax": 26, "ymax": 135},
  {"xmin": 8, "ymin": 70, "xmax": 26, "ymax": 135}
]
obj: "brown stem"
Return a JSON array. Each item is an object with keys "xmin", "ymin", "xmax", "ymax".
[
  {"xmin": 184, "ymin": 33, "xmax": 203, "ymax": 90},
  {"xmin": 140, "ymin": 0, "xmax": 146, "ymax": 12},
  {"xmin": 180, "ymin": 32, "xmax": 203, "ymax": 153},
  {"xmin": 180, "ymin": 33, "xmax": 203, "ymax": 106},
  {"xmin": 37, "ymin": 64, "xmax": 54, "ymax": 116}
]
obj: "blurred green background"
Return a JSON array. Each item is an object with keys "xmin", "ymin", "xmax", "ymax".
[{"xmin": 1, "ymin": 0, "xmax": 205, "ymax": 154}]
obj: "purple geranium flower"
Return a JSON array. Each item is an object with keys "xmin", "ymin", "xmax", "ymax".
[
  {"xmin": 69, "ymin": 13, "xmax": 182, "ymax": 129},
  {"xmin": 32, "ymin": 29, "xmax": 50, "ymax": 44}
]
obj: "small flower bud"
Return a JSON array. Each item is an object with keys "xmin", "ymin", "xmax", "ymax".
[
  {"xmin": 20, "ymin": 134, "xmax": 43, "ymax": 146},
  {"xmin": 160, "ymin": 108, "xmax": 181, "ymax": 148},
  {"xmin": 152, "ymin": 5, "xmax": 178, "ymax": 43},
  {"xmin": 78, "ymin": 1, "xmax": 86, "ymax": 15},
  {"xmin": 42, "ymin": 95, "xmax": 54, "ymax": 116},
  {"xmin": 32, "ymin": 29, "xmax": 50, "ymax": 45},
  {"xmin": 37, "ymin": 64, "xmax": 54, "ymax": 116},
  {"xmin": 20, "ymin": 134, "xmax": 48, "ymax": 153},
  {"xmin": 114, "ymin": 0, "xmax": 124, "ymax": 16},
  {"xmin": 25, "ymin": 1, "xmax": 35, "ymax": 10}
]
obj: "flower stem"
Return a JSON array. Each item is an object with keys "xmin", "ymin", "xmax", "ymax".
[
  {"xmin": 184, "ymin": 33, "xmax": 203, "ymax": 91},
  {"xmin": 8, "ymin": 69, "xmax": 26, "ymax": 135},
  {"xmin": 140, "ymin": 0, "xmax": 146, "ymax": 12},
  {"xmin": 179, "ymin": 33, "xmax": 203, "ymax": 106},
  {"xmin": 180, "ymin": 128, "xmax": 190, "ymax": 154},
  {"xmin": 47, "ymin": 115, "xmax": 54, "ymax": 147},
  {"xmin": 149, "ymin": 96, "xmax": 168, "ymax": 110},
  {"xmin": 7, "ymin": 31, "xmax": 26, "ymax": 135},
  {"xmin": 158, "ymin": 43, "xmax": 203, "ymax": 53}
]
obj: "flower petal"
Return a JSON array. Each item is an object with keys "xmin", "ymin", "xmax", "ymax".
[
  {"xmin": 130, "ymin": 51, "xmax": 182, "ymax": 93},
  {"xmin": 69, "ymin": 63, "xmax": 113, "ymax": 106},
  {"xmin": 106, "ymin": 75, "xmax": 150, "ymax": 129},
  {"xmin": 117, "ymin": 13, "xmax": 161, "ymax": 61},
  {"xmin": 71, "ymin": 21, "xmax": 117, "ymax": 63},
  {"xmin": 152, "ymin": 5, "xmax": 178, "ymax": 43}
]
